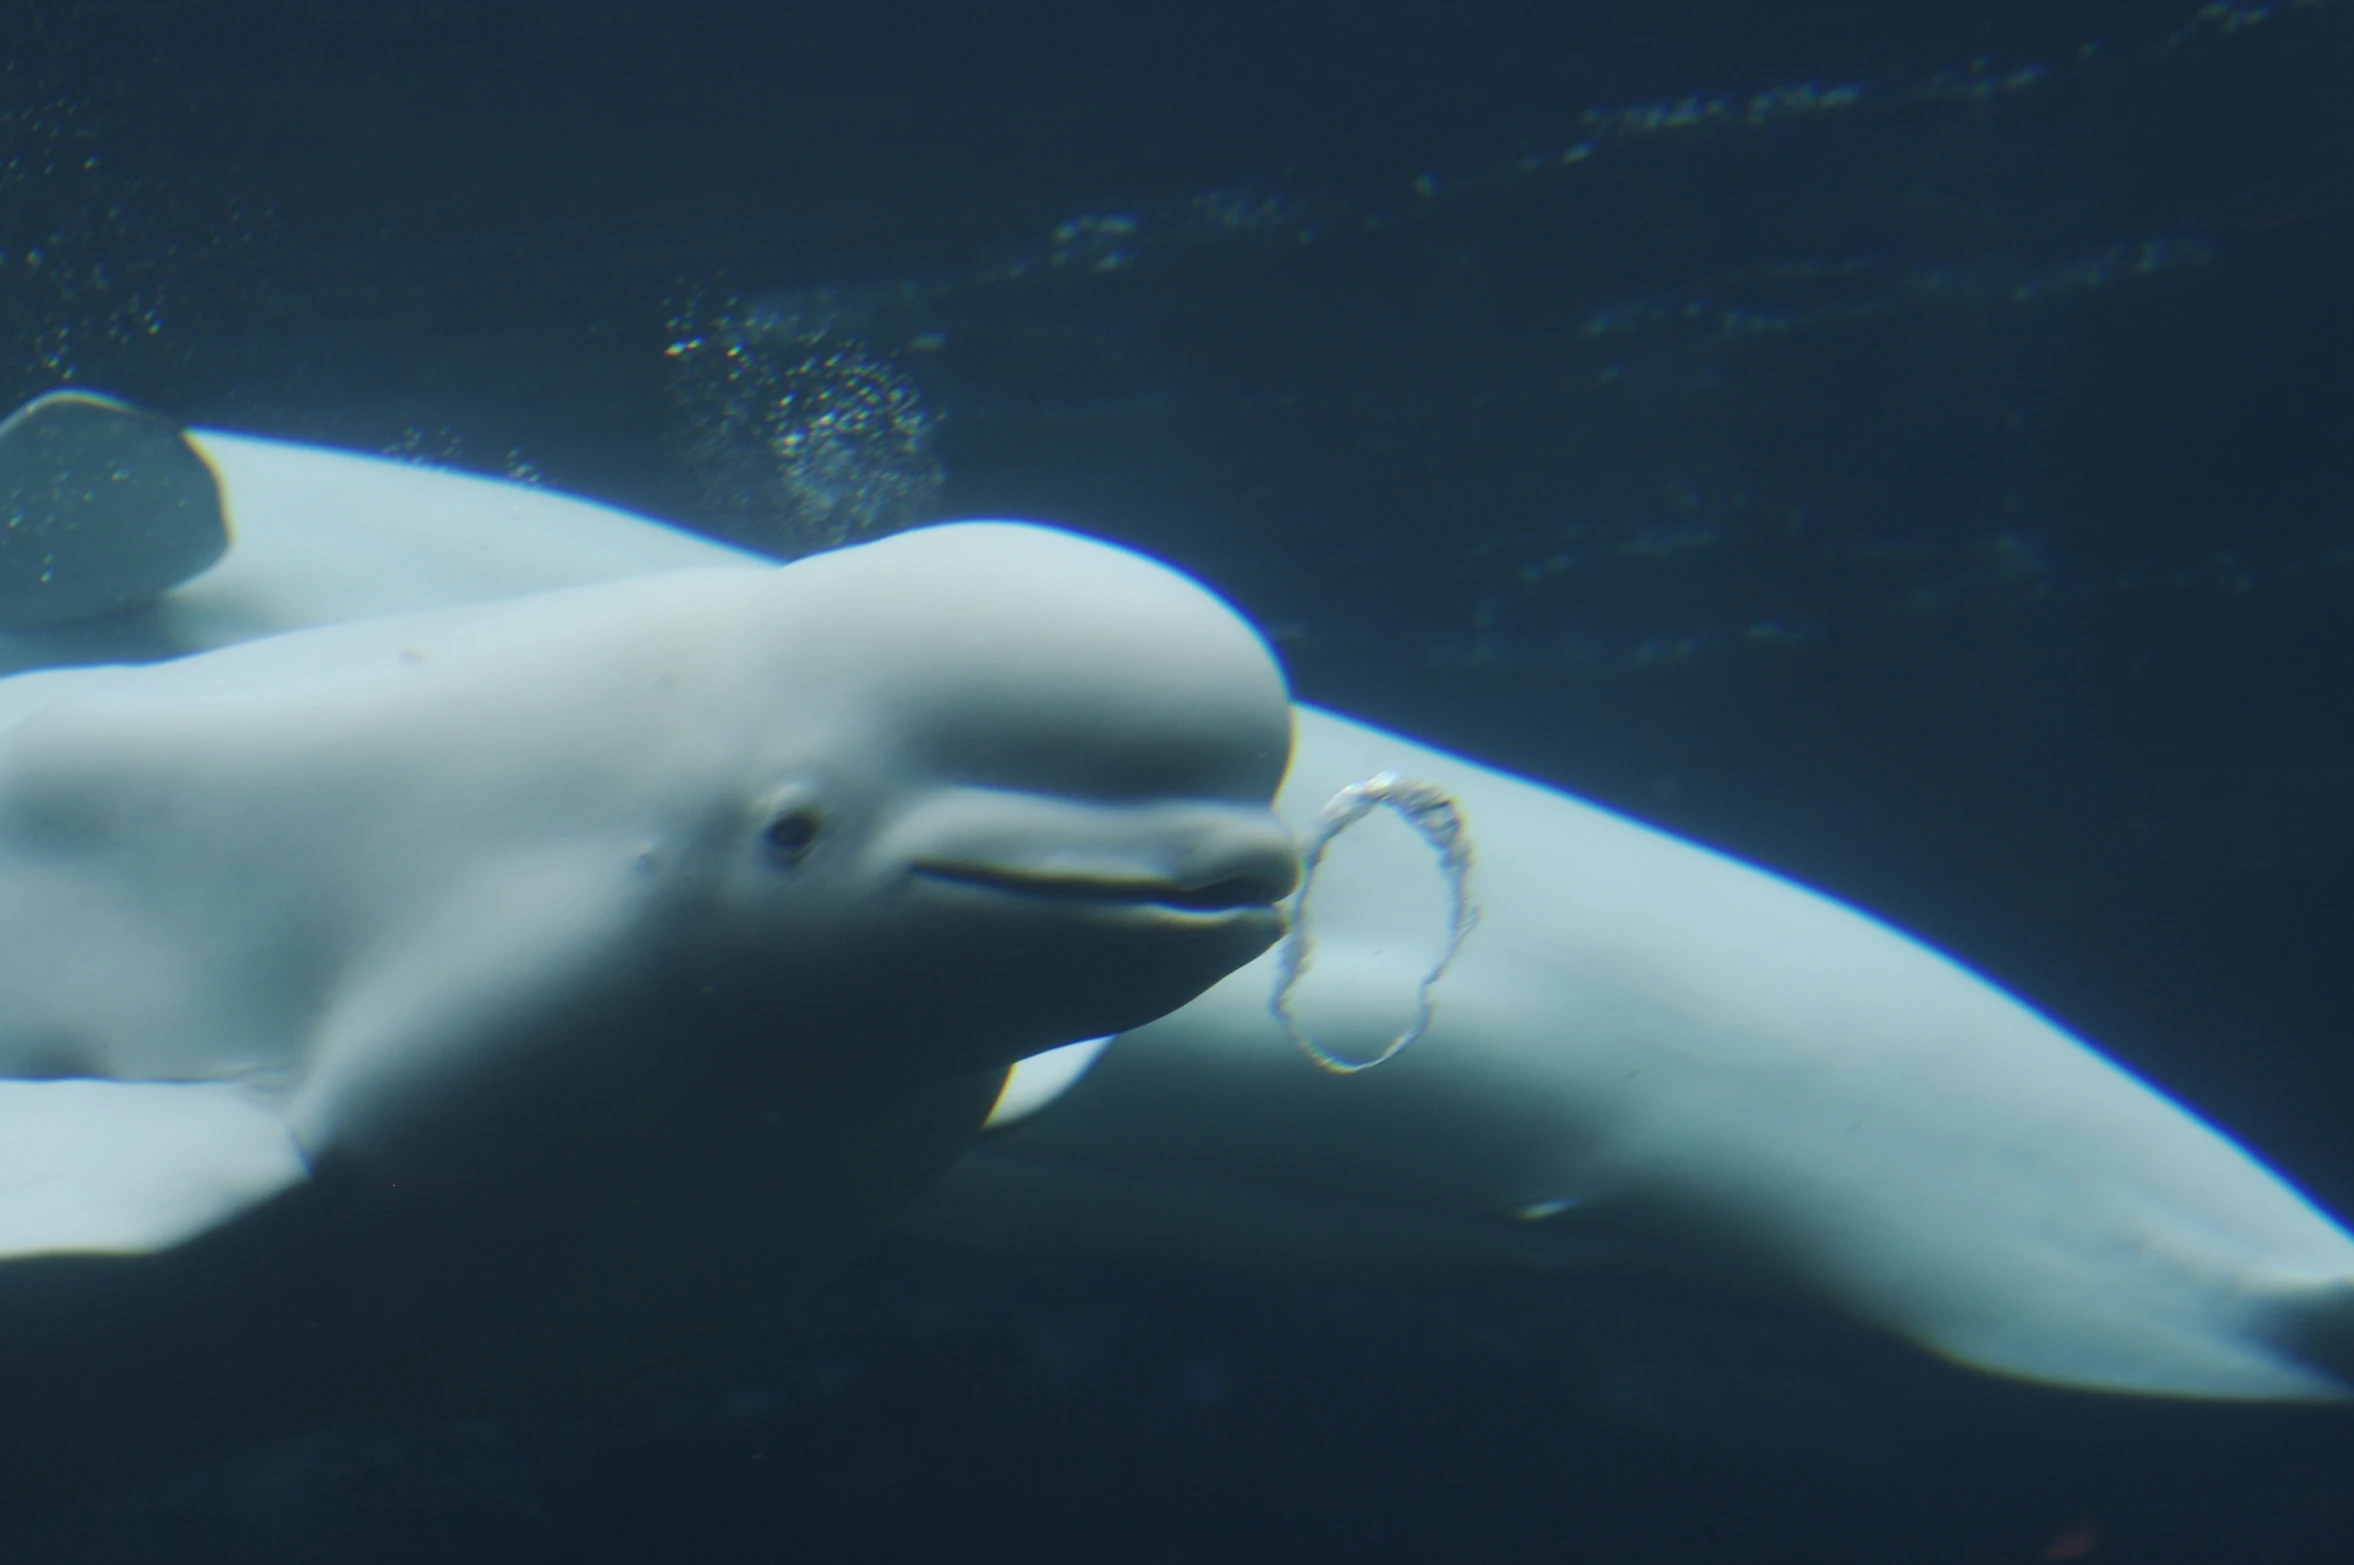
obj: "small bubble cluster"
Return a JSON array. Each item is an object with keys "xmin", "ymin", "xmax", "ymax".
[
  {"xmin": 1047, "ymin": 212, "xmax": 1143, "ymax": 273},
  {"xmin": 1183, "ymin": 183, "xmax": 1306, "ymax": 241},
  {"xmin": 977, "ymin": 182, "xmax": 1326, "ymax": 289},
  {"xmin": 2175, "ymin": 1, "xmax": 2290, "ymax": 44},
  {"xmin": 1912, "ymin": 238, "xmax": 2217, "ymax": 307},
  {"xmin": 664, "ymin": 289, "xmax": 944, "ymax": 558},
  {"xmin": 1570, "ymin": 237, "xmax": 2213, "ymax": 357},
  {"xmin": 1916, "ymin": 59, "xmax": 2052, "ymax": 103},
  {"xmin": 1580, "ymin": 80, "xmax": 1864, "ymax": 143},
  {"xmin": 0, "ymin": 63, "xmax": 269, "ymax": 408},
  {"xmin": 380, "ymin": 426, "xmax": 472, "ymax": 467}
]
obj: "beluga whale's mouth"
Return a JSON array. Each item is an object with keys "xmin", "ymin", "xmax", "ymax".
[
  {"xmin": 888, "ymin": 783, "xmax": 1301, "ymax": 923},
  {"xmin": 911, "ymin": 859, "xmax": 1296, "ymax": 913}
]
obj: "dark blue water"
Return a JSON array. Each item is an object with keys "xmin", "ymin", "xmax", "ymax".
[{"xmin": 6, "ymin": 1, "xmax": 2353, "ymax": 1559}]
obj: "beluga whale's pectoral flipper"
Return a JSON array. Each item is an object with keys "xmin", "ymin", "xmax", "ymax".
[{"xmin": 0, "ymin": 1080, "xmax": 306, "ymax": 1259}]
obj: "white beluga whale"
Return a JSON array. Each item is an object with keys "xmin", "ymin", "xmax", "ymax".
[
  {"xmin": 4, "ymin": 394, "xmax": 2350, "ymax": 1499},
  {"xmin": 0, "ymin": 393, "xmax": 1297, "ymax": 1516},
  {"xmin": 917, "ymin": 714, "xmax": 2354, "ymax": 1402}
]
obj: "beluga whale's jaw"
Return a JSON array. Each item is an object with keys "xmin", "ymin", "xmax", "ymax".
[{"xmin": 0, "ymin": 393, "xmax": 1299, "ymax": 1519}]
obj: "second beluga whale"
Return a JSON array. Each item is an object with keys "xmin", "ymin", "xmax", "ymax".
[{"xmin": 914, "ymin": 712, "xmax": 2354, "ymax": 1401}]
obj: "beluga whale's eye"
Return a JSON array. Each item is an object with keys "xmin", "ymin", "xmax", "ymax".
[
  {"xmin": 755, "ymin": 780, "xmax": 828, "ymax": 866},
  {"xmin": 762, "ymin": 805, "xmax": 824, "ymax": 863}
]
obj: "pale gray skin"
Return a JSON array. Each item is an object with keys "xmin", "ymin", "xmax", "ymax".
[{"xmin": 0, "ymin": 519, "xmax": 1296, "ymax": 1518}]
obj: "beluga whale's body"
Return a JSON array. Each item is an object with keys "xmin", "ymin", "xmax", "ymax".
[{"xmin": 0, "ymin": 394, "xmax": 1297, "ymax": 1518}]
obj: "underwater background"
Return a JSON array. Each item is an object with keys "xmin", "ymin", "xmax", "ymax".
[{"xmin": 5, "ymin": 0, "xmax": 2353, "ymax": 1559}]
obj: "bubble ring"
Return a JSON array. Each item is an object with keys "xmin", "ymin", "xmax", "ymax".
[{"xmin": 1269, "ymin": 772, "xmax": 1479, "ymax": 1074}]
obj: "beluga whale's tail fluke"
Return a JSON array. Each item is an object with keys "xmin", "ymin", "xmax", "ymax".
[{"xmin": 2256, "ymin": 1276, "xmax": 2354, "ymax": 1396}]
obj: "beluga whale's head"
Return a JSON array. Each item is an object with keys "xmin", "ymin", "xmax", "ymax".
[{"xmin": 665, "ymin": 520, "xmax": 1300, "ymax": 1079}]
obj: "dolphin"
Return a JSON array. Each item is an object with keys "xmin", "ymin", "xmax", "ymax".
[
  {"xmin": 0, "ymin": 392, "xmax": 1297, "ymax": 1515},
  {"xmin": 6, "ymin": 391, "xmax": 2350, "ymax": 1422}
]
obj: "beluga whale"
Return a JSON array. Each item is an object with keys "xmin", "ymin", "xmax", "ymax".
[
  {"xmin": 914, "ymin": 712, "xmax": 2354, "ymax": 1403},
  {"xmin": 0, "ymin": 392, "xmax": 1297, "ymax": 1519}
]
